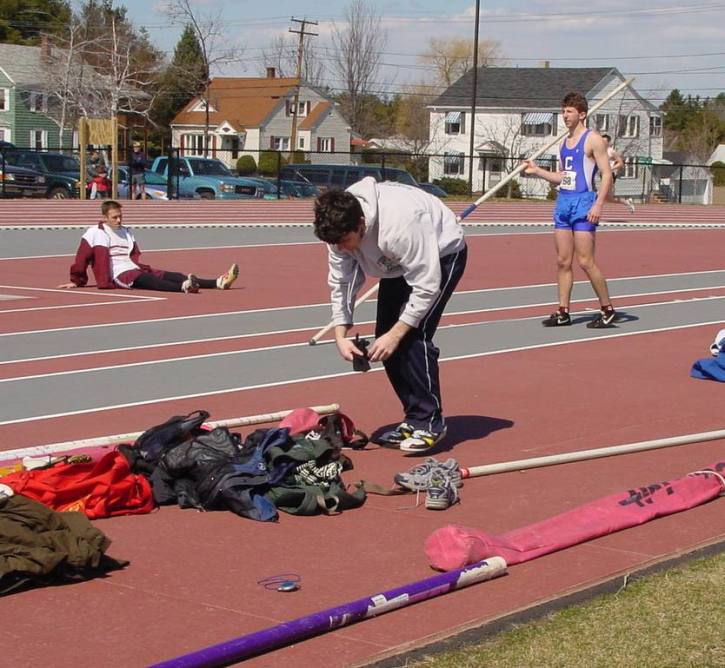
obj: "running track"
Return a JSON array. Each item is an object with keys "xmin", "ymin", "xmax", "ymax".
[{"xmin": 0, "ymin": 206, "xmax": 724, "ymax": 668}]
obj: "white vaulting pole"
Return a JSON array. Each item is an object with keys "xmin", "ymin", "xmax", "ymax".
[
  {"xmin": 460, "ymin": 427, "xmax": 725, "ymax": 479},
  {"xmin": 307, "ymin": 78, "xmax": 635, "ymax": 345},
  {"xmin": 0, "ymin": 403, "xmax": 341, "ymax": 462}
]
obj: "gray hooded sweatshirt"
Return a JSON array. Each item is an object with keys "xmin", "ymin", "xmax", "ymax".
[{"xmin": 327, "ymin": 177, "xmax": 466, "ymax": 328}]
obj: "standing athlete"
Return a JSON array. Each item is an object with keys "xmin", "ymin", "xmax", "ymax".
[
  {"xmin": 313, "ymin": 178, "xmax": 467, "ymax": 453},
  {"xmin": 602, "ymin": 133, "xmax": 635, "ymax": 214},
  {"xmin": 523, "ymin": 91, "xmax": 618, "ymax": 329}
]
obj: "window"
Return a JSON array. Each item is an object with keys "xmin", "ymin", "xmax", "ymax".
[
  {"xmin": 650, "ymin": 116, "xmax": 662, "ymax": 137},
  {"xmin": 318, "ymin": 137, "xmax": 333, "ymax": 152},
  {"xmin": 443, "ymin": 152, "xmax": 465, "ymax": 176},
  {"xmin": 298, "ymin": 136, "xmax": 305, "ymax": 149},
  {"xmin": 182, "ymin": 134, "xmax": 205, "ymax": 156},
  {"xmin": 0, "ymin": 127, "xmax": 10, "ymax": 142},
  {"xmin": 30, "ymin": 129, "xmax": 47, "ymax": 150},
  {"xmin": 271, "ymin": 136, "xmax": 290, "ymax": 151},
  {"xmin": 286, "ymin": 100, "xmax": 309, "ymax": 117},
  {"xmin": 623, "ymin": 157, "xmax": 639, "ymax": 179},
  {"xmin": 521, "ymin": 113, "xmax": 556, "ymax": 137},
  {"xmin": 618, "ymin": 114, "xmax": 640, "ymax": 138},
  {"xmin": 593, "ymin": 114, "xmax": 609, "ymax": 132},
  {"xmin": 0, "ymin": 88, "xmax": 8, "ymax": 111},
  {"xmin": 444, "ymin": 111, "xmax": 465, "ymax": 135},
  {"xmin": 29, "ymin": 92, "xmax": 47, "ymax": 112}
]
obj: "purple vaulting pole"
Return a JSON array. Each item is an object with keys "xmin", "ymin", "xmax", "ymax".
[{"xmin": 150, "ymin": 556, "xmax": 507, "ymax": 668}]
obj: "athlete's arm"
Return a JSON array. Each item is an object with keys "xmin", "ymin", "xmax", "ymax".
[
  {"xmin": 587, "ymin": 134, "xmax": 613, "ymax": 223},
  {"xmin": 610, "ymin": 150, "xmax": 624, "ymax": 173},
  {"xmin": 521, "ymin": 160, "xmax": 564, "ymax": 185}
]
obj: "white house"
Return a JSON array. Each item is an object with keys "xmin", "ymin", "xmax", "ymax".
[
  {"xmin": 707, "ymin": 144, "xmax": 725, "ymax": 165},
  {"xmin": 171, "ymin": 68, "xmax": 351, "ymax": 168},
  {"xmin": 428, "ymin": 66, "xmax": 664, "ymax": 199}
]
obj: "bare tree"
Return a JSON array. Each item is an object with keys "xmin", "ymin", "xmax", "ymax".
[
  {"xmin": 420, "ymin": 37, "xmax": 506, "ymax": 90},
  {"xmin": 260, "ymin": 34, "xmax": 326, "ymax": 88},
  {"xmin": 163, "ymin": 0, "xmax": 243, "ymax": 156},
  {"xmin": 330, "ymin": 0, "xmax": 387, "ymax": 136}
]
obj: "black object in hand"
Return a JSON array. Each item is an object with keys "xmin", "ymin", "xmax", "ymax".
[{"xmin": 352, "ymin": 333, "xmax": 370, "ymax": 372}]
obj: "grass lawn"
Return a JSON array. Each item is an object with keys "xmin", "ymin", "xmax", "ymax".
[{"xmin": 403, "ymin": 550, "xmax": 725, "ymax": 668}]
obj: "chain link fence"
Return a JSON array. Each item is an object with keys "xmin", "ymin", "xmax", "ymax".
[{"xmin": 0, "ymin": 144, "xmax": 718, "ymax": 205}]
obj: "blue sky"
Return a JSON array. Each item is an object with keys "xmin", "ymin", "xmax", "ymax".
[{"xmin": 118, "ymin": 0, "xmax": 725, "ymax": 104}]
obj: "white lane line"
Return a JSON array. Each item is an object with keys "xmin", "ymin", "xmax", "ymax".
[
  {"xmin": 2, "ymin": 294, "xmax": 724, "ymax": 385},
  {"xmin": 0, "ymin": 284, "xmax": 160, "ymax": 299},
  {"xmin": 1, "ymin": 316, "xmax": 723, "ymax": 427},
  {"xmin": 2, "ymin": 267, "xmax": 723, "ymax": 337},
  {"xmin": 3, "ymin": 285, "xmax": 725, "ymax": 366}
]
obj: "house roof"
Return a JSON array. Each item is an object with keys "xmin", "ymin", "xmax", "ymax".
[
  {"xmin": 432, "ymin": 67, "xmax": 619, "ymax": 109},
  {"xmin": 299, "ymin": 100, "xmax": 332, "ymax": 130},
  {"xmin": 172, "ymin": 77, "xmax": 300, "ymax": 130},
  {"xmin": 0, "ymin": 44, "xmax": 48, "ymax": 87}
]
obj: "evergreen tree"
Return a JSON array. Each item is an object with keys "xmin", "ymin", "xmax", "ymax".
[
  {"xmin": 150, "ymin": 24, "xmax": 208, "ymax": 134},
  {"xmin": 0, "ymin": 0, "xmax": 71, "ymax": 45}
]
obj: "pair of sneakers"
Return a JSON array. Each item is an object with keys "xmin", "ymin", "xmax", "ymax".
[
  {"xmin": 394, "ymin": 456, "xmax": 461, "ymax": 510},
  {"xmin": 376, "ymin": 422, "xmax": 447, "ymax": 453},
  {"xmin": 542, "ymin": 308, "xmax": 618, "ymax": 329}
]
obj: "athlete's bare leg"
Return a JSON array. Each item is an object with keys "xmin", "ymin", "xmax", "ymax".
[
  {"xmin": 553, "ymin": 229, "xmax": 575, "ymax": 308},
  {"xmin": 573, "ymin": 231, "xmax": 612, "ymax": 306}
]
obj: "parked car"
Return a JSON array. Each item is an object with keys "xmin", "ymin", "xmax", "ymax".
[
  {"xmin": 0, "ymin": 163, "xmax": 48, "ymax": 198},
  {"xmin": 0, "ymin": 141, "xmax": 16, "ymax": 151},
  {"xmin": 243, "ymin": 177, "xmax": 320, "ymax": 199},
  {"xmin": 4, "ymin": 149, "xmax": 81, "ymax": 198},
  {"xmin": 418, "ymin": 182, "xmax": 448, "ymax": 198},
  {"xmin": 279, "ymin": 163, "xmax": 419, "ymax": 191},
  {"xmin": 151, "ymin": 156, "xmax": 265, "ymax": 199}
]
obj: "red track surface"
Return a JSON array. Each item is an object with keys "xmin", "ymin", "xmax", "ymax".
[{"xmin": 1, "ymin": 215, "xmax": 724, "ymax": 667}]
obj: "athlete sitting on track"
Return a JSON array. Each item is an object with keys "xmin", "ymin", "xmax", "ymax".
[
  {"xmin": 57, "ymin": 200, "xmax": 239, "ymax": 293},
  {"xmin": 522, "ymin": 91, "xmax": 618, "ymax": 329}
]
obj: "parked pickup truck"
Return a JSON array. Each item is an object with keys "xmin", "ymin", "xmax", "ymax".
[{"xmin": 150, "ymin": 156, "xmax": 265, "ymax": 199}]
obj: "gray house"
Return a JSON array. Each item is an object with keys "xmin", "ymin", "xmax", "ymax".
[
  {"xmin": 428, "ymin": 66, "xmax": 663, "ymax": 199},
  {"xmin": 0, "ymin": 43, "xmax": 71, "ymax": 149}
]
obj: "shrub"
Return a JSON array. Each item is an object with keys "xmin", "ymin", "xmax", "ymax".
[
  {"xmin": 711, "ymin": 161, "xmax": 725, "ymax": 187},
  {"xmin": 258, "ymin": 151, "xmax": 285, "ymax": 176},
  {"xmin": 236, "ymin": 155, "xmax": 257, "ymax": 176},
  {"xmin": 493, "ymin": 179, "xmax": 522, "ymax": 199},
  {"xmin": 434, "ymin": 177, "xmax": 469, "ymax": 196}
]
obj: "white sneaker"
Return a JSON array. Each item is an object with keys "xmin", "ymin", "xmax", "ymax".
[
  {"xmin": 182, "ymin": 274, "xmax": 200, "ymax": 293},
  {"xmin": 626, "ymin": 198, "xmax": 635, "ymax": 214}
]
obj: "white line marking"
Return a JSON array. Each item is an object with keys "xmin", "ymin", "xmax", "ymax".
[
  {"xmin": 0, "ymin": 284, "xmax": 159, "ymax": 299},
  {"xmin": 1, "ymin": 268, "xmax": 721, "ymax": 337},
  {"xmin": 3, "ymin": 295, "xmax": 724, "ymax": 385},
  {"xmin": 3, "ymin": 284, "xmax": 725, "ymax": 366},
  {"xmin": 2, "ymin": 315, "xmax": 723, "ymax": 427}
]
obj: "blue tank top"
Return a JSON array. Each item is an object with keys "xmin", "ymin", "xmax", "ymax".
[{"xmin": 559, "ymin": 129, "xmax": 597, "ymax": 194}]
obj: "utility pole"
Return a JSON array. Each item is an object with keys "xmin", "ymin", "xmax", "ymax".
[
  {"xmin": 468, "ymin": 0, "xmax": 481, "ymax": 197},
  {"xmin": 288, "ymin": 17, "xmax": 318, "ymax": 156}
]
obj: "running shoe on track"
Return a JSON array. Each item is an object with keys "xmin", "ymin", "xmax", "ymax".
[{"xmin": 217, "ymin": 263, "xmax": 239, "ymax": 289}]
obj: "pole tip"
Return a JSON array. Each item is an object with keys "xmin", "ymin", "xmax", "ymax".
[{"xmin": 308, "ymin": 338, "xmax": 317, "ymax": 346}]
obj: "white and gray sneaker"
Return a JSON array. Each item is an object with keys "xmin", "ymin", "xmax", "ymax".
[
  {"xmin": 425, "ymin": 472, "xmax": 460, "ymax": 510},
  {"xmin": 394, "ymin": 457, "xmax": 462, "ymax": 491},
  {"xmin": 182, "ymin": 274, "xmax": 200, "ymax": 293}
]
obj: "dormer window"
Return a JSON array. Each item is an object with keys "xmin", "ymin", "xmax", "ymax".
[{"xmin": 286, "ymin": 100, "xmax": 310, "ymax": 117}]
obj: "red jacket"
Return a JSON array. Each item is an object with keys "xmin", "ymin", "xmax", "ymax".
[{"xmin": 69, "ymin": 222, "xmax": 151, "ymax": 289}]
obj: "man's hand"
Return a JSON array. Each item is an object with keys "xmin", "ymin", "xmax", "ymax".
[
  {"xmin": 368, "ymin": 331, "xmax": 403, "ymax": 362},
  {"xmin": 521, "ymin": 159, "xmax": 538, "ymax": 175},
  {"xmin": 57, "ymin": 282, "xmax": 78, "ymax": 289},
  {"xmin": 336, "ymin": 336, "xmax": 365, "ymax": 362},
  {"xmin": 587, "ymin": 201, "xmax": 603, "ymax": 224}
]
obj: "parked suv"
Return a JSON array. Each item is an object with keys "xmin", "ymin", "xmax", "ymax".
[
  {"xmin": 151, "ymin": 156, "xmax": 265, "ymax": 199},
  {"xmin": 279, "ymin": 163, "xmax": 419, "ymax": 191},
  {"xmin": 4, "ymin": 150, "xmax": 82, "ymax": 198},
  {"xmin": 0, "ymin": 161, "xmax": 48, "ymax": 198}
]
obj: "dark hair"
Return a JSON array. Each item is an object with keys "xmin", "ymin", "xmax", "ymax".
[
  {"xmin": 601, "ymin": 133, "xmax": 612, "ymax": 142},
  {"xmin": 101, "ymin": 200, "xmax": 122, "ymax": 216},
  {"xmin": 561, "ymin": 91, "xmax": 588, "ymax": 115},
  {"xmin": 313, "ymin": 189, "xmax": 364, "ymax": 244}
]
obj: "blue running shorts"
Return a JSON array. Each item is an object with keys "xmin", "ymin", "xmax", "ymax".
[{"xmin": 554, "ymin": 191, "xmax": 598, "ymax": 232}]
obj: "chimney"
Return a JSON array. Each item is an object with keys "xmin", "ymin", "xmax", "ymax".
[
  {"xmin": 40, "ymin": 35, "xmax": 52, "ymax": 61},
  {"xmin": 266, "ymin": 67, "xmax": 276, "ymax": 79},
  {"xmin": 539, "ymin": 60, "xmax": 550, "ymax": 68}
]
